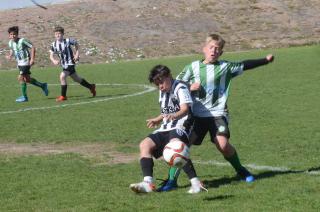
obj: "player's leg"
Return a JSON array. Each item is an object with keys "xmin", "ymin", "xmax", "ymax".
[
  {"xmin": 158, "ymin": 118, "xmax": 208, "ymax": 192},
  {"xmin": 16, "ymin": 74, "xmax": 28, "ymax": 102},
  {"xmin": 28, "ymin": 71, "xmax": 48, "ymax": 97},
  {"xmin": 164, "ymin": 130, "xmax": 207, "ymax": 194},
  {"xmin": 183, "ymin": 158, "xmax": 208, "ymax": 194},
  {"xmin": 130, "ymin": 133, "xmax": 163, "ymax": 193},
  {"xmin": 212, "ymin": 117, "xmax": 254, "ymax": 182},
  {"xmin": 70, "ymin": 71, "xmax": 96, "ymax": 97},
  {"xmin": 56, "ymin": 71, "xmax": 68, "ymax": 101}
]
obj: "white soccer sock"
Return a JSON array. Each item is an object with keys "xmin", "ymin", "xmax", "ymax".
[
  {"xmin": 143, "ymin": 176, "xmax": 153, "ymax": 183},
  {"xmin": 190, "ymin": 177, "xmax": 200, "ymax": 185}
]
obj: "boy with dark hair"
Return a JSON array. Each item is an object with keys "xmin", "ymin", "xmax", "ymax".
[
  {"xmin": 6, "ymin": 26, "xmax": 48, "ymax": 102},
  {"xmin": 158, "ymin": 34, "xmax": 274, "ymax": 191},
  {"xmin": 49, "ymin": 26, "xmax": 96, "ymax": 102},
  {"xmin": 130, "ymin": 65, "xmax": 207, "ymax": 194}
]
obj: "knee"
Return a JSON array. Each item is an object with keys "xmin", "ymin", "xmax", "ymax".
[
  {"xmin": 60, "ymin": 76, "xmax": 66, "ymax": 84},
  {"xmin": 215, "ymin": 138, "xmax": 234, "ymax": 155},
  {"xmin": 25, "ymin": 77, "xmax": 31, "ymax": 83},
  {"xmin": 139, "ymin": 138, "xmax": 155, "ymax": 156},
  {"xmin": 139, "ymin": 139, "xmax": 151, "ymax": 151}
]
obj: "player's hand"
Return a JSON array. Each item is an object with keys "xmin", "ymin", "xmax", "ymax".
[
  {"xmin": 74, "ymin": 53, "xmax": 80, "ymax": 62},
  {"xmin": 146, "ymin": 118, "xmax": 160, "ymax": 128},
  {"xmin": 190, "ymin": 82, "xmax": 201, "ymax": 91},
  {"xmin": 53, "ymin": 59, "xmax": 60, "ymax": 65},
  {"xmin": 266, "ymin": 54, "xmax": 274, "ymax": 62},
  {"xmin": 29, "ymin": 60, "xmax": 34, "ymax": 66}
]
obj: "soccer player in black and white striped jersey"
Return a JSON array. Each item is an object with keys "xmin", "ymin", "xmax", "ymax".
[
  {"xmin": 49, "ymin": 26, "xmax": 96, "ymax": 102},
  {"xmin": 130, "ymin": 65, "xmax": 207, "ymax": 194}
]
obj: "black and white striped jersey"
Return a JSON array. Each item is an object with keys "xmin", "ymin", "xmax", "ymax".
[
  {"xmin": 156, "ymin": 80, "xmax": 193, "ymax": 132},
  {"xmin": 50, "ymin": 38, "xmax": 77, "ymax": 68}
]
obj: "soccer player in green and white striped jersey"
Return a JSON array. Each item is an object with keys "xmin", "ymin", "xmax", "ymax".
[
  {"xmin": 158, "ymin": 34, "xmax": 274, "ymax": 192},
  {"xmin": 6, "ymin": 26, "xmax": 48, "ymax": 103}
]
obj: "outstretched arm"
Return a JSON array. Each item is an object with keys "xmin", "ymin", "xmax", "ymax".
[{"xmin": 242, "ymin": 54, "xmax": 274, "ymax": 71}]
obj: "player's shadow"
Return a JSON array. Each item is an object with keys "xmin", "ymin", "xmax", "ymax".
[
  {"xmin": 203, "ymin": 194, "xmax": 234, "ymax": 201},
  {"xmin": 198, "ymin": 165, "xmax": 320, "ymax": 189},
  {"xmin": 48, "ymin": 93, "xmax": 128, "ymax": 100}
]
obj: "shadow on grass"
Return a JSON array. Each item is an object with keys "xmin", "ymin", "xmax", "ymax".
[
  {"xmin": 203, "ymin": 195, "xmax": 234, "ymax": 201},
  {"xmin": 198, "ymin": 165, "xmax": 320, "ymax": 189},
  {"xmin": 48, "ymin": 93, "xmax": 128, "ymax": 100}
]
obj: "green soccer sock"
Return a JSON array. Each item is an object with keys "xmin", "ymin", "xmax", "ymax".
[
  {"xmin": 30, "ymin": 78, "xmax": 44, "ymax": 88},
  {"xmin": 168, "ymin": 167, "xmax": 181, "ymax": 181},
  {"xmin": 21, "ymin": 82, "xmax": 27, "ymax": 97},
  {"xmin": 224, "ymin": 151, "xmax": 243, "ymax": 172}
]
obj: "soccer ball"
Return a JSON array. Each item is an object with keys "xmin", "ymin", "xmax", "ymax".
[{"xmin": 163, "ymin": 140, "xmax": 190, "ymax": 168}]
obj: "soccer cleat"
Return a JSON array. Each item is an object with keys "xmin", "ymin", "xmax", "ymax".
[
  {"xmin": 130, "ymin": 181, "xmax": 156, "ymax": 193},
  {"xmin": 56, "ymin": 96, "xmax": 67, "ymax": 102},
  {"xmin": 237, "ymin": 167, "xmax": 255, "ymax": 183},
  {"xmin": 90, "ymin": 84, "xmax": 96, "ymax": 97},
  {"xmin": 157, "ymin": 179, "xmax": 178, "ymax": 192},
  {"xmin": 15, "ymin": 96, "xmax": 28, "ymax": 103},
  {"xmin": 42, "ymin": 83, "xmax": 49, "ymax": 96},
  {"xmin": 188, "ymin": 180, "xmax": 208, "ymax": 194}
]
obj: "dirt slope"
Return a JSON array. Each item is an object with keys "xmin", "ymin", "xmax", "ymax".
[{"xmin": 0, "ymin": 0, "xmax": 319, "ymax": 69}]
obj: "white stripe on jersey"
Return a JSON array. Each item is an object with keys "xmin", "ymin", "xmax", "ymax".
[
  {"xmin": 50, "ymin": 38, "xmax": 76, "ymax": 68},
  {"xmin": 178, "ymin": 60, "xmax": 244, "ymax": 117},
  {"xmin": 192, "ymin": 62, "xmax": 200, "ymax": 82},
  {"xmin": 156, "ymin": 80, "xmax": 193, "ymax": 132},
  {"xmin": 8, "ymin": 38, "xmax": 32, "ymax": 66}
]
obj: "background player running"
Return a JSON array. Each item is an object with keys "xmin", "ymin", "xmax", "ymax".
[{"xmin": 49, "ymin": 26, "xmax": 96, "ymax": 102}]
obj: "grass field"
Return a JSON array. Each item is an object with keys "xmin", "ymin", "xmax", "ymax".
[{"xmin": 0, "ymin": 45, "xmax": 319, "ymax": 211}]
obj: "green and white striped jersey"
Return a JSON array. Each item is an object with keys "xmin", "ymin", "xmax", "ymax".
[
  {"xmin": 8, "ymin": 38, "xmax": 33, "ymax": 66},
  {"xmin": 177, "ymin": 60, "xmax": 244, "ymax": 117}
]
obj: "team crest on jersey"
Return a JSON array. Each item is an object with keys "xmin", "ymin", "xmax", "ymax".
[
  {"xmin": 218, "ymin": 126, "xmax": 226, "ymax": 132},
  {"xmin": 176, "ymin": 128, "xmax": 185, "ymax": 136}
]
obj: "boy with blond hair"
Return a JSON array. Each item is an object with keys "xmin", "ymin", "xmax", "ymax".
[{"xmin": 158, "ymin": 34, "xmax": 274, "ymax": 191}]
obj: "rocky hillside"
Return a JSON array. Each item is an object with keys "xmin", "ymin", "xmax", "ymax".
[{"xmin": 0, "ymin": 0, "xmax": 319, "ymax": 69}]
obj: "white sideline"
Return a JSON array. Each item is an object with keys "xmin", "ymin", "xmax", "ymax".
[
  {"xmin": 0, "ymin": 83, "xmax": 156, "ymax": 115},
  {"xmin": 193, "ymin": 160, "xmax": 320, "ymax": 175}
]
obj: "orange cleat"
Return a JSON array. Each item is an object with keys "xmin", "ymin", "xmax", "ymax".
[
  {"xmin": 56, "ymin": 96, "xmax": 67, "ymax": 102},
  {"xmin": 90, "ymin": 84, "xmax": 96, "ymax": 97}
]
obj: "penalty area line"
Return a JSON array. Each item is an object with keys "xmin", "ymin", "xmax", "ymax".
[
  {"xmin": 193, "ymin": 160, "xmax": 320, "ymax": 176},
  {"xmin": 0, "ymin": 83, "xmax": 156, "ymax": 115}
]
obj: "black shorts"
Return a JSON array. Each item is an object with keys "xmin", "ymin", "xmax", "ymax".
[
  {"xmin": 189, "ymin": 116, "xmax": 230, "ymax": 145},
  {"xmin": 148, "ymin": 128, "xmax": 190, "ymax": 159},
  {"xmin": 18, "ymin": 66, "xmax": 31, "ymax": 75},
  {"xmin": 63, "ymin": 65, "xmax": 76, "ymax": 75}
]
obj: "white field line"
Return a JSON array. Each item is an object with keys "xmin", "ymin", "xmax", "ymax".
[
  {"xmin": 193, "ymin": 160, "xmax": 320, "ymax": 175},
  {"xmin": 0, "ymin": 83, "xmax": 156, "ymax": 115}
]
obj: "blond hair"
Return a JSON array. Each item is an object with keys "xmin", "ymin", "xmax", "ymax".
[{"xmin": 205, "ymin": 34, "xmax": 225, "ymax": 49}]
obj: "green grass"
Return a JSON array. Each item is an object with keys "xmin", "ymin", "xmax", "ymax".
[{"xmin": 0, "ymin": 45, "xmax": 319, "ymax": 211}]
